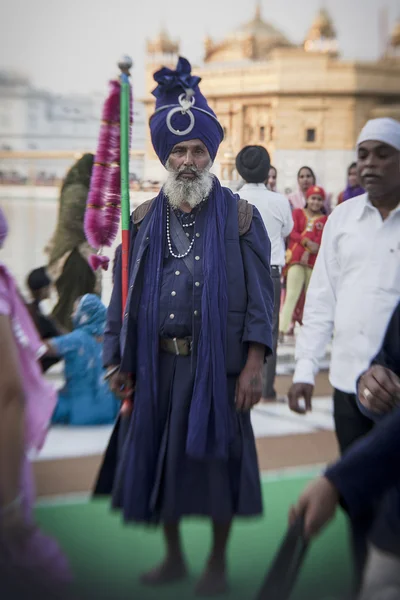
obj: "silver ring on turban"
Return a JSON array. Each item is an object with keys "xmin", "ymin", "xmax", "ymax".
[
  {"xmin": 166, "ymin": 106, "xmax": 195, "ymax": 136},
  {"xmin": 363, "ymin": 388, "xmax": 372, "ymax": 400},
  {"xmin": 166, "ymin": 93, "xmax": 196, "ymax": 136}
]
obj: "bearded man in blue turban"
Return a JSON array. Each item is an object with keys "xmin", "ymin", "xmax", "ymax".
[{"xmin": 98, "ymin": 57, "xmax": 274, "ymax": 596}]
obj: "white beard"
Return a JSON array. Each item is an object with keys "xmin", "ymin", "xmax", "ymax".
[{"xmin": 163, "ymin": 162, "xmax": 214, "ymax": 209}]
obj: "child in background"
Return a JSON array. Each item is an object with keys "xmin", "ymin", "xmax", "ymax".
[
  {"xmin": 280, "ymin": 186, "xmax": 328, "ymax": 335},
  {"xmin": 47, "ymin": 294, "xmax": 119, "ymax": 426}
]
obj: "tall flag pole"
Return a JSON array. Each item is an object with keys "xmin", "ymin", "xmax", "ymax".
[
  {"xmin": 84, "ymin": 56, "xmax": 133, "ymax": 413},
  {"xmin": 118, "ymin": 57, "xmax": 132, "ymax": 314},
  {"xmin": 118, "ymin": 57, "xmax": 134, "ymax": 415}
]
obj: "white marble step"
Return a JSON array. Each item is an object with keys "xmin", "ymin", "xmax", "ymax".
[{"xmin": 32, "ymin": 396, "xmax": 333, "ymax": 462}]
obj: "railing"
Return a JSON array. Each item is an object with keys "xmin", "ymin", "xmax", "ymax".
[{"xmin": 0, "ymin": 149, "xmax": 149, "ymax": 188}]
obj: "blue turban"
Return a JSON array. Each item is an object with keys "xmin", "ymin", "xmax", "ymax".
[{"xmin": 150, "ymin": 57, "xmax": 224, "ymax": 166}]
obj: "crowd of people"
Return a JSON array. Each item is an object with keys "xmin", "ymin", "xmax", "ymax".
[{"xmin": 0, "ymin": 54, "xmax": 399, "ymax": 600}]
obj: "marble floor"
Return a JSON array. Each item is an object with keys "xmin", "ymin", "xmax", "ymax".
[{"xmin": 33, "ymin": 396, "xmax": 333, "ymax": 463}]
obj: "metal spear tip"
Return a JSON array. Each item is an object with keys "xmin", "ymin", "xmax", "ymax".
[{"xmin": 118, "ymin": 55, "xmax": 133, "ymax": 75}]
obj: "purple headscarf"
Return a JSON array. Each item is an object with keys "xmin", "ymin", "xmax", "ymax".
[
  {"xmin": 342, "ymin": 184, "xmax": 365, "ymax": 202},
  {"xmin": 0, "ymin": 206, "xmax": 8, "ymax": 248},
  {"xmin": 149, "ymin": 57, "xmax": 224, "ymax": 165}
]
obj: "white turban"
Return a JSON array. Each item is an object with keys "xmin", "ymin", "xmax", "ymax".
[{"xmin": 357, "ymin": 118, "xmax": 400, "ymax": 151}]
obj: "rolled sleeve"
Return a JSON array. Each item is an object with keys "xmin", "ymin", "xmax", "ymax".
[
  {"xmin": 293, "ymin": 358, "xmax": 318, "ymax": 386},
  {"xmin": 240, "ymin": 207, "xmax": 274, "ymax": 354}
]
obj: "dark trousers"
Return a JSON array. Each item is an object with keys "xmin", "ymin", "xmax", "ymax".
[
  {"xmin": 333, "ymin": 389, "xmax": 376, "ymax": 592},
  {"xmin": 262, "ymin": 267, "xmax": 281, "ymax": 399}
]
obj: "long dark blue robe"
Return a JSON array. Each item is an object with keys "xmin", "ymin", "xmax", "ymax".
[{"xmin": 96, "ymin": 191, "xmax": 274, "ymax": 524}]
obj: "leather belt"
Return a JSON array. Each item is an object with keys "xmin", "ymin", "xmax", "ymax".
[{"xmin": 159, "ymin": 337, "xmax": 192, "ymax": 356}]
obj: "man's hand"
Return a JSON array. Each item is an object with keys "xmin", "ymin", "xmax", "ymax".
[
  {"xmin": 107, "ymin": 368, "xmax": 134, "ymax": 401},
  {"xmin": 289, "ymin": 477, "xmax": 339, "ymax": 540},
  {"xmin": 358, "ymin": 365, "xmax": 400, "ymax": 415},
  {"xmin": 288, "ymin": 383, "xmax": 314, "ymax": 414},
  {"xmin": 236, "ymin": 344, "xmax": 264, "ymax": 412}
]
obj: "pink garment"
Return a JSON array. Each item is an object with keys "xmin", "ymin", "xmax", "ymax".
[
  {"xmin": 0, "ymin": 263, "xmax": 71, "ymax": 585},
  {"xmin": 0, "ymin": 264, "xmax": 56, "ymax": 451}
]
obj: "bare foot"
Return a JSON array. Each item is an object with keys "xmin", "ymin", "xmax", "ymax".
[
  {"xmin": 140, "ymin": 558, "xmax": 188, "ymax": 586},
  {"xmin": 195, "ymin": 563, "xmax": 228, "ymax": 596}
]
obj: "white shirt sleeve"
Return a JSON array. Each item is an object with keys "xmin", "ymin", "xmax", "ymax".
[
  {"xmin": 282, "ymin": 199, "xmax": 294, "ymax": 238},
  {"xmin": 293, "ymin": 214, "xmax": 340, "ymax": 385}
]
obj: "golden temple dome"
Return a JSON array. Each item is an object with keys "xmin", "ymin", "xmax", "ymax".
[
  {"xmin": 204, "ymin": 2, "xmax": 293, "ymax": 63},
  {"xmin": 390, "ymin": 20, "xmax": 400, "ymax": 48},
  {"xmin": 304, "ymin": 8, "xmax": 338, "ymax": 55},
  {"xmin": 305, "ymin": 8, "xmax": 336, "ymax": 41},
  {"xmin": 147, "ymin": 27, "xmax": 179, "ymax": 56}
]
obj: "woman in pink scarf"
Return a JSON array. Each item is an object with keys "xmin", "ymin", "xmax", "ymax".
[
  {"xmin": 0, "ymin": 207, "xmax": 70, "ymax": 596},
  {"xmin": 288, "ymin": 166, "xmax": 331, "ymax": 215}
]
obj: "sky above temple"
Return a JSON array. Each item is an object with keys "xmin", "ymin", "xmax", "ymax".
[{"xmin": 0, "ymin": 0, "xmax": 399, "ymax": 96}]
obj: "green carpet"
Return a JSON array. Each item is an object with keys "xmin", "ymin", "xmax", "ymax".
[{"xmin": 35, "ymin": 475, "xmax": 351, "ymax": 599}]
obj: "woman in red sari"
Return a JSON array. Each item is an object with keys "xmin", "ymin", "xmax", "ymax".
[{"xmin": 280, "ymin": 185, "xmax": 328, "ymax": 335}]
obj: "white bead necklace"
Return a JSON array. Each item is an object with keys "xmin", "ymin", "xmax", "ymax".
[{"xmin": 166, "ymin": 204, "xmax": 195, "ymax": 259}]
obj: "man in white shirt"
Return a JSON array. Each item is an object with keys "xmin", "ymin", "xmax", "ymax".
[
  {"xmin": 236, "ymin": 146, "xmax": 293, "ymax": 401},
  {"xmin": 288, "ymin": 117, "xmax": 400, "ymax": 588}
]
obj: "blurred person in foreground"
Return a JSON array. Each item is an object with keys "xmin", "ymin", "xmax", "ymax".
[
  {"xmin": 287, "ymin": 118, "xmax": 400, "ymax": 589},
  {"xmin": 46, "ymin": 153, "xmax": 100, "ymax": 331},
  {"xmin": 235, "ymin": 146, "xmax": 293, "ymax": 402},
  {"xmin": 0, "ymin": 207, "xmax": 70, "ymax": 596},
  {"xmin": 26, "ymin": 266, "xmax": 62, "ymax": 372},
  {"xmin": 290, "ymin": 301, "xmax": 400, "ymax": 600},
  {"xmin": 46, "ymin": 294, "xmax": 119, "ymax": 426},
  {"xmin": 97, "ymin": 57, "xmax": 274, "ymax": 596}
]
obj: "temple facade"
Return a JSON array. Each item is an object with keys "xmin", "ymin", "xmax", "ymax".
[{"xmin": 143, "ymin": 4, "xmax": 400, "ymax": 196}]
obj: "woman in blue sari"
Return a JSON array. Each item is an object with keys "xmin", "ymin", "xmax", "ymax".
[{"xmin": 48, "ymin": 294, "xmax": 119, "ymax": 425}]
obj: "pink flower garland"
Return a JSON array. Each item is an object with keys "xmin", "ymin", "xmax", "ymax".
[{"xmin": 84, "ymin": 79, "xmax": 133, "ymax": 271}]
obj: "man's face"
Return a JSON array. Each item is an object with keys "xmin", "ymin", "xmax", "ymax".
[
  {"xmin": 357, "ymin": 141, "xmax": 400, "ymax": 197},
  {"xmin": 164, "ymin": 139, "xmax": 213, "ymax": 209},
  {"xmin": 168, "ymin": 139, "xmax": 211, "ymax": 177}
]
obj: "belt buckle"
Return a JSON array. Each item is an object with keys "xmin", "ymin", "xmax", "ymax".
[{"xmin": 172, "ymin": 337, "xmax": 180, "ymax": 356}]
